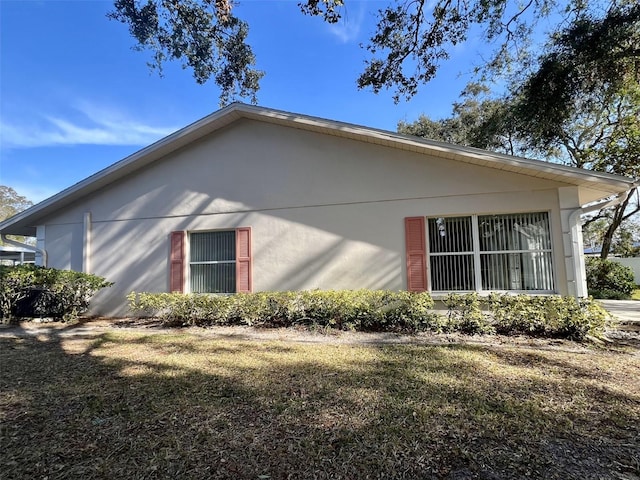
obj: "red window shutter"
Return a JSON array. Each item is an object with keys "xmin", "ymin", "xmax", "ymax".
[
  {"xmin": 405, "ymin": 217, "xmax": 427, "ymax": 292},
  {"xmin": 236, "ymin": 227, "xmax": 252, "ymax": 293},
  {"xmin": 169, "ymin": 231, "xmax": 185, "ymax": 293}
]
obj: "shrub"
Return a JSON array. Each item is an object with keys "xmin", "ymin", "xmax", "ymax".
[
  {"xmin": 384, "ymin": 290, "xmax": 448, "ymax": 333},
  {"xmin": 0, "ymin": 265, "xmax": 113, "ymax": 322},
  {"xmin": 128, "ymin": 289, "xmax": 443, "ymax": 332},
  {"xmin": 488, "ymin": 293, "xmax": 609, "ymax": 339},
  {"xmin": 443, "ymin": 293, "xmax": 494, "ymax": 335},
  {"xmin": 127, "ymin": 290, "xmax": 609, "ymax": 340},
  {"xmin": 0, "ymin": 265, "xmax": 36, "ymax": 320},
  {"xmin": 585, "ymin": 258, "xmax": 635, "ymax": 299}
]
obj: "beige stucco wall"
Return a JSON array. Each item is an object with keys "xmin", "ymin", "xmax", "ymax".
[{"xmin": 41, "ymin": 119, "xmax": 574, "ymax": 316}]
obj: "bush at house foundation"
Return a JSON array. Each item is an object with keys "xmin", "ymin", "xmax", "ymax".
[
  {"xmin": 127, "ymin": 290, "xmax": 444, "ymax": 332},
  {"xmin": 127, "ymin": 290, "xmax": 609, "ymax": 340},
  {"xmin": 0, "ymin": 265, "xmax": 113, "ymax": 322},
  {"xmin": 486, "ymin": 293, "xmax": 609, "ymax": 340}
]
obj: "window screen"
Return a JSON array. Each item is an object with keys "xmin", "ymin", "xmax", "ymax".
[
  {"xmin": 190, "ymin": 231, "xmax": 236, "ymax": 293},
  {"xmin": 428, "ymin": 217, "xmax": 475, "ymax": 290},
  {"xmin": 427, "ymin": 213, "xmax": 554, "ymax": 292}
]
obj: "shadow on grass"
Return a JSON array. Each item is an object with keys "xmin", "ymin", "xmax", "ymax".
[{"xmin": 0, "ymin": 326, "xmax": 638, "ymax": 480}]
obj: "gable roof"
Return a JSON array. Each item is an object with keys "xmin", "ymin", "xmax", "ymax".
[{"xmin": 2, "ymin": 103, "xmax": 637, "ymax": 237}]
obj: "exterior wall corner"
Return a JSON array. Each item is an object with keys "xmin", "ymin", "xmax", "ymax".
[{"xmin": 557, "ymin": 187, "xmax": 586, "ymax": 297}]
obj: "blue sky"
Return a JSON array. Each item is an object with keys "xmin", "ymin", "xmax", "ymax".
[{"xmin": 1, "ymin": 0, "xmax": 486, "ymax": 204}]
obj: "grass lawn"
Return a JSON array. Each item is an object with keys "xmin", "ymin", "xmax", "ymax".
[
  {"xmin": 632, "ymin": 288, "xmax": 640, "ymax": 300},
  {"xmin": 1, "ymin": 327, "xmax": 639, "ymax": 479}
]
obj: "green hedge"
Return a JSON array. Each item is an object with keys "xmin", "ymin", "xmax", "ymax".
[
  {"xmin": 127, "ymin": 290, "xmax": 610, "ymax": 340},
  {"xmin": 486, "ymin": 293, "xmax": 609, "ymax": 340},
  {"xmin": 585, "ymin": 258, "xmax": 636, "ymax": 299},
  {"xmin": 0, "ymin": 264, "xmax": 113, "ymax": 322},
  {"xmin": 127, "ymin": 290, "xmax": 444, "ymax": 332}
]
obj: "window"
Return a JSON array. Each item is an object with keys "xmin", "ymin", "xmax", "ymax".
[
  {"xmin": 169, "ymin": 228, "xmax": 251, "ymax": 294},
  {"xmin": 428, "ymin": 216, "xmax": 476, "ymax": 290},
  {"xmin": 189, "ymin": 231, "xmax": 237, "ymax": 293},
  {"xmin": 426, "ymin": 212, "xmax": 554, "ymax": 292}
]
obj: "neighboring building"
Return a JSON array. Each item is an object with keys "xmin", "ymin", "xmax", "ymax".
[
  {"xmin": 584, "ymin": 246, "xmax": 603, "ymax": 256},
  {"xmin": 0, "ymin": 246, "xmax": 36, "ymax": 265},
  {"xmin": 0, "ymin": 104, "xmax": 636, "ymax": 316},
  {"xmin": 584, "ymin": 242, "xmax": 640, "ymax": 256}
]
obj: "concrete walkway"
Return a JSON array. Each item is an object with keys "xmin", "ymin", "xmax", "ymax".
[{"xmin": 598, "ymin": 299, "xmax": 640, "ymax": 323}]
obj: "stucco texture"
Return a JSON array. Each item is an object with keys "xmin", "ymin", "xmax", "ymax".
[{"xmin": 41, "ymin": 119, "xmax": 575, "ymax": 316}]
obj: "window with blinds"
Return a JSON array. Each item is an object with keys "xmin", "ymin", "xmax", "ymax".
[
  {"xmin": 427, "ymin": 212, "xmax": 555, "ymax": 292},
  {"xmin": 478, "ymin": 212, "xmax": 554, "ymax": 291},
  {"xmin": 428, "ymin": 216, "xmax": 476, "ymax": 290},
  {"xmin": 189, "ymin": 231, "xmax": 236, "ymax": 293}
]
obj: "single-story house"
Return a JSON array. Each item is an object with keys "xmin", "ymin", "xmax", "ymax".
[{"xmin": 1, "ymin": 104, "xmax": 637, "ymax": 316}]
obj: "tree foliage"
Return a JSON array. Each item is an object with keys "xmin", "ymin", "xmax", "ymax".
[
  {"xmin": 511, "ymin": 3, "xmax": 640, "ymax": 259},
  {"xmin": 357, "ymin": 0, "xmax": 561, "ymax": 102},
  {"xmin": 514, "ymin": 82, "xmax": 640, "ymax": 259},
  {"xmin": 0, "ymin": 186, "xmax": 33, "ymax": 246},
  {"xmin": 109, "ymin": 0, "xmax": 619, "ymax": 104},
  {"xmin": 583, "ymin": 217, "xmax": 640, "ymax": 257},
  {"xmin": 513, "ymin": 3, "xmax": 640, "ymax": 143},
  {"xmin": 397, "ymin": 83, "xmax": 518, "ymax": 154},
  {"xmin": 0, "ymin": 186, "xmax": 32, "ymax": 221},
  {"xmin": 109, "ymin": 0, "xmax": 264, "ymax": 106},
  {"xmin": 399, "ymin": 5, "xmax": 640, "ymax": 259}
]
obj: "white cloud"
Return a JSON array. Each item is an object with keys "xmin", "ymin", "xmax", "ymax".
[
  {"xmin": 1, "ymin": 102, "xmax": 179, "ymax": 149},
  {"xmin": 4, "ymin": 183, "xmax": 59, "ymax": 204},
  {"xmin": 326, "ymin": 3, "xmax": 366, "ymax": 43}
]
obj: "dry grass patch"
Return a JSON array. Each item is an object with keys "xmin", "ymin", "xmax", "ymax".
[{"xmin": 1, "ymin": 329, "xmax": 638, "ymax": 479}]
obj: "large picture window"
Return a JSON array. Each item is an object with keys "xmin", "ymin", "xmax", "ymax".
[
  {"xmin": 427, "ymin": 212, "xmax": 555, "ymax": 292},
  {"xmin": 189, "ymin": 231, "xmax": 236, "ymax": 293}
]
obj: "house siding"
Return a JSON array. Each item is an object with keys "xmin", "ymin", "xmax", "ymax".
[{"xmin": 39, "ymin": 119, "xmax": 573, "ymax": 316}]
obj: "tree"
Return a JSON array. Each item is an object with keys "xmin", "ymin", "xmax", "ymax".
[
  {"xmin": 513, "ymin": 84, "xmax": 640, "ymax": 260},
  {"xmin": 110, "ymin": 0, "xmax": 617, "ymax": 105},
  {"xmin": 109, "ymin": 0, "xmax": 264, "ymax": 106},
  {"xmin": 397, "ymin": 83, "xmax": 519, "ymax": 154},
  {"xmin": 399, "ymin": 4, "xmax": 640, "ymax": 259},
  {"xmin": 611, "ymin": 222, "xmax": 640, "ymax": 257},
  {"xmin": 0, "ymin": 186, "xmax": 33, "ymax": 246},
  {"xmin": 583, "ymin": 216, "xmax": 640, "ymax": 257},
  {"xmin": 510, "ymin": 3, "xmax": 640, "ymax": 259},
  {"xmin": 511, "ymin": 3, "xmax": 640, "ymax": 142}
]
